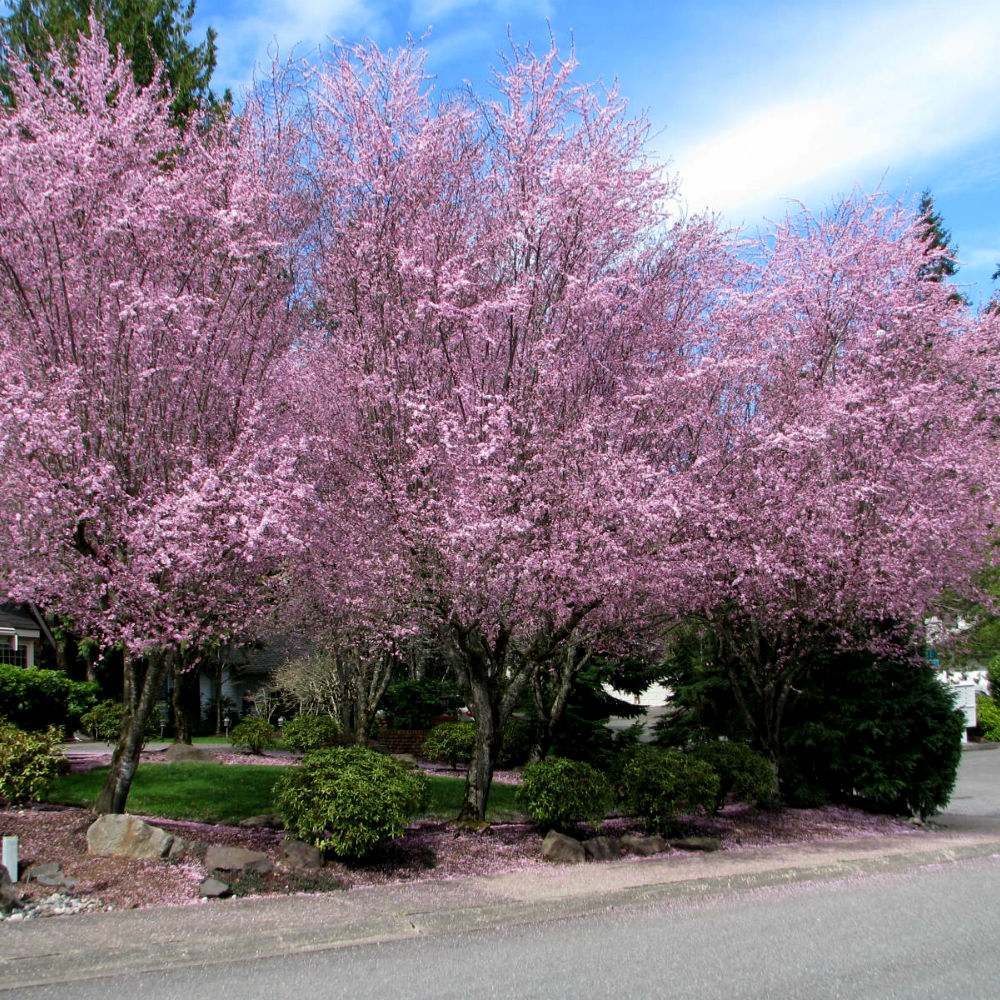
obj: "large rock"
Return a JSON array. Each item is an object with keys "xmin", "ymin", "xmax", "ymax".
[
  {"xmin": 164, "ymin": 743, "xmax": 220, "ymax": 764},
  {"xmin": 670, "ymin": 836, "xmax": 722, "ymax": 853},
  {"xmin": 620, "ymin": 834, "xmax": 668, "ymax": 857},
  {"xmin": 582, "ymin": 836, "xmax": 621, "ymax": 862},
  {"xmin": 199, "ymin": 877, "xmax": 231, "ymax": 898},
  {"xmin": 24, "ymin": 862, "xmax": 78, "ymax": 889},
  {"xmin": 204, "ymin": 845, "xmax": 272, "ymax": 874},
  {"xmin": 238, "ymin": 813, "xmax": 284, "ymax": 829},
  {"xmin": 87, "ymin": 815, "xmax": 174, "ymax": 859},
  {"xmin": 280, "ymin": 839, "xmax": 324, "ymax": 869},
  {"xmin": 541, "ymin": 830, "xmax": 586, "ymax": 863}
]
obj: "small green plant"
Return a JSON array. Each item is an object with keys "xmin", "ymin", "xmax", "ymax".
[
  {"xmin": 517, "ymin": 757, "xmax": 614, "ymax": 832},
  {"xmin": 422, "ymin": 722, "xmax": 476, "ymax": 768},
  {"xmin": 0, "ymin": 721, "xmax": 66, "ymax": 804},
  {"xmin": 622, "ymin": 747, "xmax": 720, "ymax": 834},
  {"xmin": 282, "ymin": 714, "xmax": 340, "ymax": 753},
  {"xmin": 976, "ymin": 693, "xmax": 1000, "ymax": 741},
  {"xmin": 80, "ymin": 700, "xmax": 158, "ymax": 745},
  {"xmin": 229, "ymin": 717, "xmax": 276, "ymax": 754},
  {"xmin": 274, "ymin": 746, "xmax": 429, "ymax": 858},
  {"xmin": 690, "ymin": 741, "xmax": 777, "ymax": 813}
]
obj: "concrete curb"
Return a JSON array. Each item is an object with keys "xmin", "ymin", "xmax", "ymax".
[{"xmin": 3, "ymin": 828, "xmax": 1000, "ymax": 991}]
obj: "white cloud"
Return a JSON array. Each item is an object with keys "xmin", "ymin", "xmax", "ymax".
[{"xmin": 667, "ymin": 1, "xmax": 1000, "ymax": 223}]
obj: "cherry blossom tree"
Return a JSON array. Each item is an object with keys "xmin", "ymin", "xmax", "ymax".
[
  {"xmin": 0, "ymin": 25, "xmax": 300, "ymax": 812},
  {"xmin": 672, "ymin": 194, "xmax": 999, "ymax": 766},
  {"xmin": 292, "ymin": 40, "xmax": 732, "ymax": 820}
]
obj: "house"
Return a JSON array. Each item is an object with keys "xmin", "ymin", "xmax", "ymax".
[{"xmin": 0, "ymin": 604, "xmax": 43, "ymax": 668}]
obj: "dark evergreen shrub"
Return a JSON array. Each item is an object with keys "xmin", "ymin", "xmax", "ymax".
[
  {"xmin": 381, "ymin": 678, "xmax": 459, "ymax": 730},
  {"xmin": 690, "ymin": 742, "xmax": 777, "ymax": 812},
  {"xmin": 0, "ymin": 663, "xmax": 98, "ymax": 732}
]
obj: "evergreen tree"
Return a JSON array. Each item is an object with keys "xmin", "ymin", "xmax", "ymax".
[
  {"xmin": 0, "ymin": 0, "xmax": 223, "ymax": 121},
  {"xmin": 916, "ymin": 189, "xmax": 967, "ymax": 304}
]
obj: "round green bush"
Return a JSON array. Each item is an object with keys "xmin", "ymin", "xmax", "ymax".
[
  {"xmin": 0, "ymin": 721, "xmax": 66, "ymax": 805},
  {"xmin": 229, "ymin": 717, "xmax": 276, "ymax": 754},
  {"xmin": 80, "ymin": 699, "xmax": 158, "ymax": 745},
  {"xmin": 517, "ymin": 757, "xmax": 614, "ymax": 831},
  {"xmin": 422, "ymin": 722, "xmax": 476, "ymax": 768},
  {"xmin": 274, "ymin": 746, "xmax": 430, "ymax": 858},
  {"xmin": 0, "ymin": 663, "xmax": 98, "ymax": 732},
  {"xmin": 282, "ymin": 714, "xmax": 340, "ymax": 753},
  {"xmin": 622, "ymin": 747, "xmax": 720, "ymax": 833},
  {"xmin": 976, "ymin": 693, "xmax": 1000, "ymax": 741},
  {"xmin": 691, "ymin": 742, "xmax": 777, "ymax": 812}
]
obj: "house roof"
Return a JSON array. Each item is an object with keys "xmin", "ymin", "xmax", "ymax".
[{"xmin": 0, "ymin": 604, "xmax": 41, "ymax": 638}]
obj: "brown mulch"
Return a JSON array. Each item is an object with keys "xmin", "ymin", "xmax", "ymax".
[{"xmin": 2, "ymin": 749, "xmax": 923, "ymax": 914}]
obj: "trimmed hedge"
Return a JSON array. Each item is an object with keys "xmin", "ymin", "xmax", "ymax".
[
  {"xmin": 274, "ymin": 746, "xmax": 429, "ymax": 858},
  {"xmin": 0, "ymin": 663, "xmax": 98, "ymax": 732},
  {"xmin": 517, "ymin": 757, "xmax": 613, "ymax": 831},
  {"xmin": 622, "ymin": 747, "xmax": 719, "ymax": 833}
]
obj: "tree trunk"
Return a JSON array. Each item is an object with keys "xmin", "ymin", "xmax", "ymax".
[
  {"xmin": 527, "ymin": 645, "xmax": 591, "ymax": 764},
  {"xmin": 95, "ymin": 652, "xmax": 169, "ymax": 814},
  {"xmin": 171, "ymin": 659, "xmax": 201, "ymax": 745}
]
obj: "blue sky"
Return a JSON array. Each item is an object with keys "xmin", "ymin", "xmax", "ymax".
[{"xmin": 194, "ymin": 0, "xmax": 997, "ymax": 307}]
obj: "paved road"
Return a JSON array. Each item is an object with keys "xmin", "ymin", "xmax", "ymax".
[
  {"xmin": 9, "ymin": 854, "xmax": 1000, "ymax": 999},
  {"xmin": 4, "ymin": 747, "xmax": 1000, "ymax": 997}
]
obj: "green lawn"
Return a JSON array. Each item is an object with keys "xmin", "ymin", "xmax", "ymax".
[{"xmin": 47, "ymin": 764, "xmax": 523, "ymax": 825}]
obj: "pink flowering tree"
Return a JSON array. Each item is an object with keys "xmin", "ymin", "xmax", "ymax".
[
  {"xmin": 292, "ymin": 40, "xmax": 733, "ymax": 821},
  {"xmin": 0, "ymin": 26, "xmax": 300, "ymax": 813},
  {"xmin": 671, "ymin": 194, "xmax": 999, "ymax": 764}
]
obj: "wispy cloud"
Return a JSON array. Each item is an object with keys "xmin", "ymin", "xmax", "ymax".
[{"xmin": 667, "ymin": 1, "xmax": 1000, "ymax": 223}]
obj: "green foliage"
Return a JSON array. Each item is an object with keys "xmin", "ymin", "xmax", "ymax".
[
  {"xmin": 381, "ymin": 678, "xmax": 458, "ymax": 730},
  {"xmin": 499, "ymin": 718, "xmax": 533, "ymax": 767},
  {"xmin": 281, "ymin": 714, "xmax": 340, "ymax": 753},
  {"xmin": 976, "ymin": 693, "xmax": 1000, "ymax": 741},
  {"xmin": 621, "ymin": 747, "xmax": 719, "ymax": 834},
  {"xmin": 228, "ymin": 716, "xmax": 275, "ymax": 754},
  {"xmin": 0, "ymin": 720, "xmax": 66, "ymax": 804},
  {"xmin": 0, "ymin": 0, "xmax": 223, "ymax": 121},
  {"xmin": 274, "ymin": 746, "xmax": 429, "ymax": 858},
  {"xmin": 79, "ymin": 699, "xmax": 158, "ymax": 744},
  {"xmin": 517, "ymin": 757, "xmax": 614, "ymax": 831},
  {"xmin": 0, "ymin": 662, "xmax": 98, "ymax": 732},
  {"xmin": 422, "ymin": 722, "xmax": 476, "ymax": 768},
  {"xmin": 690, "ymin": 742, "xmax": 777, "ymax": 813}
]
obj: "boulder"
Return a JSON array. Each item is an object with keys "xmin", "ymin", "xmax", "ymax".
[
  {"xmin": 541, "ymin": 830, "xmax": 586, "ymax": 863},
  {"xmin": 204, "ymin": 845, "xmax": 272, "ymax": 874},
  {"xmin": 670, "ymin": 836, "xmax": 722, "ymax": 853},
  {"xmin": 24, "ymin": 862, "xmax": 78, "ymax": 889},
  {"xmin": 167, "ymin": 837, "xmax": 190, "ymax": 860},
  {"xmin": 280, "ymin": 839, "xmax": 324, "ymax": 869},
  {"xmin": 164, "ymin": 743, "xmax": 220, "ymax": 765},
  {"xmin": 582, "ymin": 836, "xmax": 620, "ymax": 862},
  {"xmin": 87, "ymin": 815, "xmax": 174, "ymax": 859},
  {"xmin": 620, "ymin": 834, "xmax": 668, "ymax": 857},
  {"xmin": 199, "ymin": 877, "xmax": 231, "ymax": 898},
  {"xmin": 238, "ymin": 813, "xmax": 284, "ymax": 829}
]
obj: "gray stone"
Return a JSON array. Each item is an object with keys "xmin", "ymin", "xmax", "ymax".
[
  {"xmin": 204, "ymin": 845, "xmax": 272, "ymax": 874},
  {"xmin": 620, "ymin": 834, "xmax": 668, "ymax": 857},
  {"xmin": 670, "ymin": 836, "xmax": 722, "ymax": 852},
  {"xmin": 582, "ymin": 835, "xmax": 621, "ymax": 862},
  {"xmin": 164, "ymin": 743, "xmax": 221, "ymax": 764},
  {"xmin": 167, "ymin": 837, "xmax": 190, "ymax": 859},
  {"xmin": 391, "ymin": 754, "xmax": 419, "ymax": 768},
  {"xmin": 199, "ymin": 877, "xmax": 231, "ymax": 898},
  {"xmin": 87, "ymin": 815, "xmax": 175, "ymax": 859},
  {"xmin": 541, "ymin": 830, "xmax": 586, "ymax": 863},
  {"xmin": 238, "ymin": 813, "xmax": 285, "ymax": 829},
  {"xmin": 24, "ymin": 862, "xmax": 63, "ymax": 882},
  {"xmin": 280, "ymin": 839, "xmax": 324, "ymax": 869}
]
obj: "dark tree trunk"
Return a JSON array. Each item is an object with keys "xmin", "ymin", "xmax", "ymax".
[
  {"xmin": 171, "ymin": 659, "xmax": 201, "ymax": 745},
  {"xmin": 95, "ymin": 652, "xmax": 169, "ymax": 814},
  {"xmin": 527, "ymin": 645, "xmax": 592, "ymax": 764}
]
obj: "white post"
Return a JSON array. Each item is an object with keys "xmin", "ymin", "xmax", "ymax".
[{"xmin": 1, "ymin": 836, "xmax": 17, "ymax": 882}]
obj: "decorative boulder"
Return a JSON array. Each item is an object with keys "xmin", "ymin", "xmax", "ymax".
[
  {"xmin": 620, "ymin": 834, "xmax": 668, "ymax": 857},
  {"xmin": 280, "ymin": 839, "xmax": 324, "ymax": 869},
  {"xmin": 204, "ymin": 845, "xmax": 272, "ymax": 874},
  {"xmin": 582, "ymin": 836, "xmax": 621, "ymax": 862},
  {"xmin": 670, "ymin": 836, "xmax": 722, "ymax": 853},
  {"xmin": 541, "ymin": 830, "xmax": 586, "ymax": 863},
  {"xmin": 164, "ymin": 743, "xmax": 220, "ymax": 764},
  {"xmin": 87, "ymin": 815, "xmax": 174, "ymax": 859},
  {"xmin": 199, "ymin": 877, "xmax": 231, "ymax": 898}
]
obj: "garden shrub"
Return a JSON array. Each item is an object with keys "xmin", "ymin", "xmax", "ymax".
[
  {"xmin": 229, "ymin": 717, "xmax": 276, "ymax": 754},
  {"xmin": 0, "ymin": 663, "xmax": 98, "ymax": 732},
  {"xmin": 622, "ymin": 747, "xmax": 719, "ymax": 834},
  {"xmin": 422, "ymin": 722, "xmax": 476, "ymax": 768},
  {"xmin": 0, "ymin": 720, "xmax": 66, "ymax": 804},
  {"xmin": 499, "ymin": 718, "xmax": 533, "ymax": 767},
  {"xmin": 690, "ymin": 742, "xmax": 777, "ymax": 813},
  {"xmin": 976, "ymin": 693, "xmax": 1000, "ymax": 742},
  {"xmin": 517, "ymin": 757, "xmax": 614, "ymax": 831},
  {"xmin": 274, "ymin": 746, "xmax": 429, "ymax": 858},
  {"xmin": 282, "ymin": 714, "xmax": 341, "ymax": 753},
  {"xmin": 80, "ymin": 699, "xmax": 158, "ymax": 744}
]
